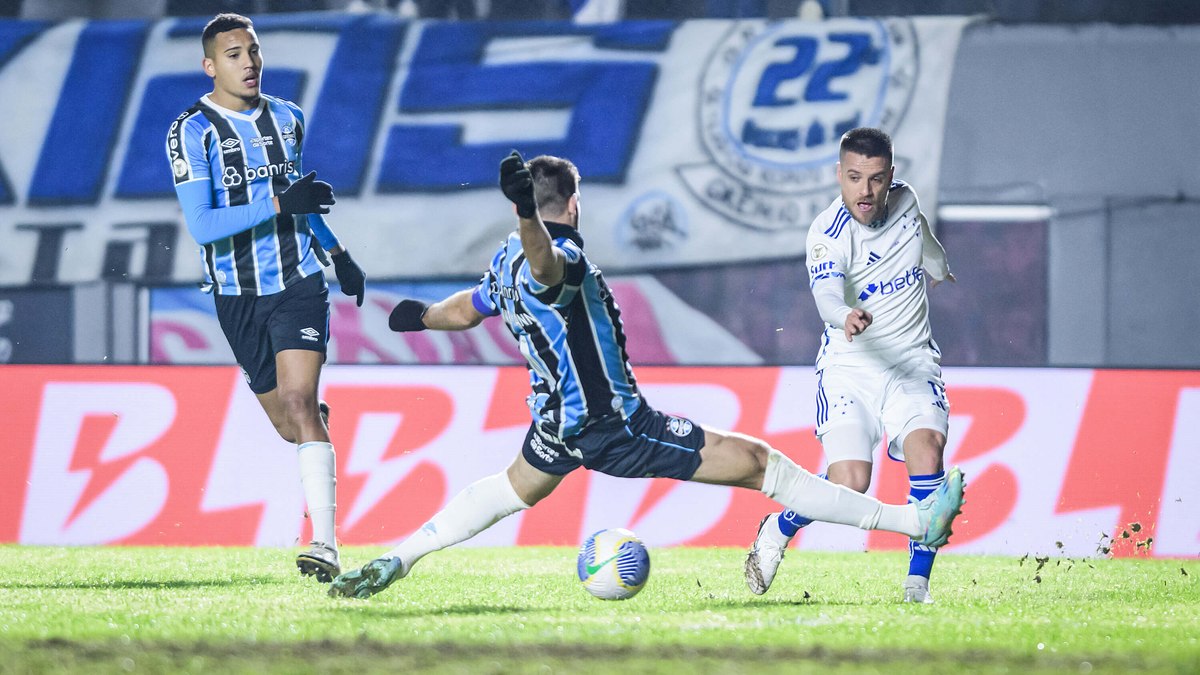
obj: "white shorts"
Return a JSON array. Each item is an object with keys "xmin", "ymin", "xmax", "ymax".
[{"xmin": 814, "ymin": 353, "xmax": 949, "ymax": 464}]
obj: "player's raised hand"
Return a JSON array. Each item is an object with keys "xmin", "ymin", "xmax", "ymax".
[
  {"xmin": 844, "ymin": 308, "xmax": 873, "ymax": 342},
  {"xmin": 499, "ymin": 151, "xmax": 536, "ymax": 218},
  {"xmin": 278, "ymin": 171, "xmax": 335, "ymax": 215},
  {"xmin": 331, "ymin": 250, "xmax": 366, "ymax": 307}
]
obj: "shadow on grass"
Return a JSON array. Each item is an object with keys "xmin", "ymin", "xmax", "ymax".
[{"xmin": 5, "ymin": 576, "xmax": 283, "ymax": 590}]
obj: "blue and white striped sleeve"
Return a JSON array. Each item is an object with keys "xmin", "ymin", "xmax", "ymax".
[
  {"xmin": 168, "ymin": 117, "xmax": 274, "ymax": 246},
  {"xmin": 526, "ymin": 240, "xmax": 587, "ymax": 307}
]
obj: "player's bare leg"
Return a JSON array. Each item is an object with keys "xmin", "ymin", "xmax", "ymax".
[
  {"xmin": 901, "ymin": 428, "xmax": 947, "ymax": 604},
  {"xmin": 258, "ymin": 349, "xmax": 341, "ymax": 582},
  {"xmin": 708, "ymin": 428, "xmax": 963, "ymax": 595},
  {"xmin": 745, "ymin": 426, "xmax": 874, "ymax": 595},
  {"xmin": 694, "ymin": 428, "xmax": 959, "ymax": 541},
  {"xmin": 330, "ymin": 455, "xmax": 553, "ymax": 599}
]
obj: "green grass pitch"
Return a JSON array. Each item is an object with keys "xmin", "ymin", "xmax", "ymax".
[{"xmin": 0, "ymin": 545, "xmax": 1196, "ymax": 674}]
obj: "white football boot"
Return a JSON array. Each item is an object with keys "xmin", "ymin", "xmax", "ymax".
[
  {"xmin": 296, "ymin": 541, "xmax": 341, "ymax": 583},
  {"xmin": 902, "ymin": 574, "xmax": 935, "ymax": 604},
  {"xmin": 745, "ymin": 513, "xmax": 792, "ymax": 595}
]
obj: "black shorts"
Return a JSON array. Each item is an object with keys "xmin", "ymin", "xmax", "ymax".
[
  {"xmin": 214, "ymin": 272, "xmax": 329, "ymax": 394},
  {"xmin": 521, "ymin": 402, "xmax": 706, "ymax": 480}
]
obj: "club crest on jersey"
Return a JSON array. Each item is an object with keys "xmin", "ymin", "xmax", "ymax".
[
  {"xmin": 677, "ymin": 19, "xmax": 917, "ymax": 233},
  {"xmin": 281, "ymin": 125, "xmax": 296, "ymax": 145},
  {"xmin": 667, "ymin": 416, "xmax": 693, "ymax": 437}
]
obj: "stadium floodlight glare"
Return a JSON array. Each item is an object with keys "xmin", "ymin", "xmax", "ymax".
[{"xmin": 936, "ymin": 204, "xmax": 1056, "ymax": 221}]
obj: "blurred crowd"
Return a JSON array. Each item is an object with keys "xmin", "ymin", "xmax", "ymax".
[
  {"xmin": 6, "ymin": 0, "xmax": 1200, "ymax": 22},
  {"xmin": 2, "ymin": 0, "xmax": 822, "ymax": 21}
]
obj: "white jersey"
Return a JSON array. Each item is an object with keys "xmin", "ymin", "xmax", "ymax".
[{"xmin": 806, "ymin": 180, "xmax": 950, "ymax": 369}]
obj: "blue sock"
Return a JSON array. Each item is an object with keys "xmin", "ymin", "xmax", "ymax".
[
  {"xmin": 776, "ymin": 473, "xmax": 826, "ymax": 537},
  {"xmin": 907, "ymin": 470, "xmax": 946, "ymax": 578}
]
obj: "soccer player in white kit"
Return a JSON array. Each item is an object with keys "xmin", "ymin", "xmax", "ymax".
[{"xmin": 745, "ymin": 127, "xmax": 958, "ymax": 604}]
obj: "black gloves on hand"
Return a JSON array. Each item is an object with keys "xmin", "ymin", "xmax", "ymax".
[
  {"xmin": 278, "ymin": 171, "xmax": 335, "ymax": 215},
  {"xmin": 499, "ymin": 151, "xmax": 536, "ymax": 218},
  {"xmin": 331, "ymin": 250, "xmax": 365, "ymax": 307},
  {"xmin": 388, "ymin": 299, "xmax": 429, "ymax": 332}
]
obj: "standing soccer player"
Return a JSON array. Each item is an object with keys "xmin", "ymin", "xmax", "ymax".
[
  {"xmin": 744, "ymin": 127, "xmax": 956, "ymax": 603},
  {"xmin": 326, "ymin": 150, "xmax": 965, "ymax": 600},
  {"xmin": 166, "ymin": 13, "xmax": 366, "ymax": 582}
]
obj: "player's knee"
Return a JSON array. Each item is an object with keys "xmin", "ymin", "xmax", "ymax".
[
  {"xmin": 827, "ymin": 463, "xmax": 871, "ymax": 493},
  {"xmin": 740, "ymin": 438, "xmax": 772, "ymax": 488},
  {"xmin": 902, "ymin": 428, "xmax": 947, "ymax": 464},
  {"xmin": 277, "ymin": 388, "xmax": 318, "ymax": 425}
]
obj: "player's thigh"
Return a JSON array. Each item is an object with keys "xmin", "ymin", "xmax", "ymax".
[
  {"xmin": 266, "ymin": 273, "xmax": 330, "ymax": 369},
  {"xmin": 214, "ymin": 292, "xmax": 277, "ymax": 395},
  {"xmin": 690, "ymin": 427, "xmax": 769, "ymax": 489},
  {"xmin": 880, "ymin": 357, "xmax": 949, "ymax": 462},
  {"xmin": 520, "ymin": 424, "xmax": 584, "ymax": 478},
  {"xmin": 816, "ymin": 366, "xmax": 884, "ymax": 463},
  {"xmin": 565, "ymin": 405, "xmax": 704, "ymax": 481}
]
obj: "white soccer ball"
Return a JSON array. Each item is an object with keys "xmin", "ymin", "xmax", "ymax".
[{"xmin": 576, "ymin": 528, "xmax": 651, "ymax": 600}]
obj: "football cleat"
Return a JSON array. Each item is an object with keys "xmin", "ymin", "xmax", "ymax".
[
  {"xmin": 328, "ymin": 557, "xmax": 407, "ymax": 600},
  {"xmin": 902, "ymin": 575, "xmax": 935, "ymax": 604},
  {"xmin": 296, "ymin": 541, "xmax": 341, "ymax": 583},
  {"xmin": 914, "ymin": 466, "xmax": 965, "ymax": 548},
  {"xmin": 744, "ymin": 513, "xmax": 790, "ymax": 595}
]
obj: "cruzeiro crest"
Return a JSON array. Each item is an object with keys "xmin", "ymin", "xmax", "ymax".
[{"xmin": 678, "ymin": 19, "xmax": 917, "ymax": 232}]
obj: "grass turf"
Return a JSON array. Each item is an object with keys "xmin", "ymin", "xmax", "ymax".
[{"xmin": 0, "ymin": 545, "xmax": 1196, "ymax": 673}]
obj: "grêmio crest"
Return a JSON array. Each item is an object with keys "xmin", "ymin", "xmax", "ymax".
[{"xmin": 677, "ymin": 19, "xmax": 917, "ymax": 232}]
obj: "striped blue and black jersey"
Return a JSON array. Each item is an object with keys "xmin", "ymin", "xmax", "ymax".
[
  {"xmin": 471, "ymin": 222, "xmax": 642, "ymax": 439},
  {"xmin": 166, "ymin": 93, "xmax": 340, "ymax": 296}
]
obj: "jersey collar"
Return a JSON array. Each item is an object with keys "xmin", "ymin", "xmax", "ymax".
[
  {"xmin": 200, "ymin": 94, "xmax": 266, "ymax": 121},
  {"xmin": 544, "ymin": 220, "xmax": 585, "ymax": 249}
]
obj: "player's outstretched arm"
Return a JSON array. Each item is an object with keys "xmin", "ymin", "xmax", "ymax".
[
  {"xmin": 500, "ymin": 151, "xmax": 565, "ymax": 288},
  {"xmin": 389, "ymin": 289, "xmax": 485, "ymax": 332}
]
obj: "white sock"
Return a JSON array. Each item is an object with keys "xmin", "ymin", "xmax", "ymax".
[
  {"xmin": 383, "ymin": 471, "xmax": 530, "ymax": 573},
  {"xmin": 760, "ymin": 448, "xmax": 921, "ymax": 537},
  {"xmin": 297, "ymin": 441, "xmax": 337, "ymax": 550}
]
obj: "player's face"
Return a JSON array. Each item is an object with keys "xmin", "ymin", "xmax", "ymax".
[
  {"xmin": 203, "ymin": 28, "xmax": 262, "ymax": 110},
  {"xmin": 837, "ymin": 151, "xmax": 893, "ymax": 225}
]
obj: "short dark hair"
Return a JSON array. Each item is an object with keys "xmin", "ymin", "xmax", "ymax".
[
  {"xmin": 528, "ymin": 155, "xmax": 579, "ymax": 215},
  {"xmin": 839, "ymin": 127, "xmax": 893, "ymax": 165},
  {"xmin": 202, "ymin": 13, "xmax": 253, "ymax": 57}
]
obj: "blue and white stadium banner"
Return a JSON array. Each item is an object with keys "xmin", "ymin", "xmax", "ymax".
[{"xmin": 0, "ymin": 15, "xmax": 969, "ymax": 286}]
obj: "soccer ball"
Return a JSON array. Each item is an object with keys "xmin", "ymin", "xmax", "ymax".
[{"xmin": 576, "ymin": 528, "xmax": 650, "ymax": 600}]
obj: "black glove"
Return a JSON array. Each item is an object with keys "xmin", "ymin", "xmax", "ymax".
[
  {"xmin": 331, "ymin": 250, "xmax": 365, "ymax": 307},
  {"xmin": 388, "ymin": 299, "xmax": 429, "ymax": 332},
  {"xmin": 499, "ymin": 150, "xmax": 536, "ymax": 218},
  {"xmin": 278, "ymin": 171, "xmax": 335, "ymax": 215}
]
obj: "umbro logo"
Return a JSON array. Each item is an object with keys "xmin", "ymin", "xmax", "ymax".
[
  {"xmin": 220, "ymin": 138, "xmax": 241, "ymax": 154},
  {"xmin": 299, "ymin": 327, "xmax": 320, "ymax": 342}
]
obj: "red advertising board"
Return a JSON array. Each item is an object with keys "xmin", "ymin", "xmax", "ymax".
[{"xmin": 3, "ymin": 365, "xmax": 1196, "ymax": 557}]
